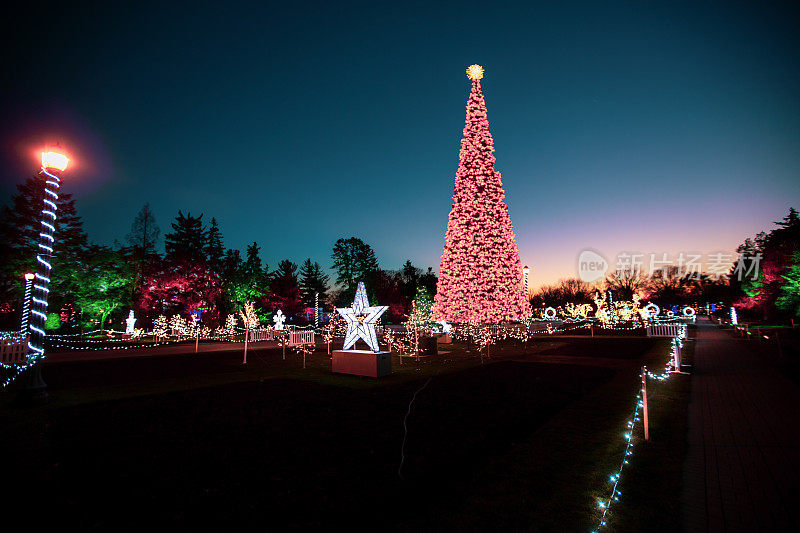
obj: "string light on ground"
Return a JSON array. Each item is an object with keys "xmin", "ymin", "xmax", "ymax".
[{"xmin": 591, "ymin": 324, "xmax": 687, "ymax": 531}]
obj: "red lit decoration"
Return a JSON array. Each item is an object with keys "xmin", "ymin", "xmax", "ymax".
[{"xmin": 433, "ymin": 65, "xmax": 529, "ymax": 323}]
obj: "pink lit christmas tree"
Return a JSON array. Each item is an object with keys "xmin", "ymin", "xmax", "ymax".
[{"xmin": 432, "ymin": 65, "xmax": 530, "ymax": 323}]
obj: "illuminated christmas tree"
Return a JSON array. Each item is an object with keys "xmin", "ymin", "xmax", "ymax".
[{"xmin": 433, "ymin": 65, "xmax": 529, "ymax": 323}]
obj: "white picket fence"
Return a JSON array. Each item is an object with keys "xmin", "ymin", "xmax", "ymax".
[
  {"xmin": 289, "ymin": 330, "xmax": 315, "ymax": 346},
  {"xmin": 1, "ymin": 335, "xmax": 29, "ymax": 365},
  {"xmin": 248, "ymin": 328, "xmax": 274, "ymax": 342},
  {"xmin": 646, "ymin": 324, "xmax": 681, "ymax": 337}
]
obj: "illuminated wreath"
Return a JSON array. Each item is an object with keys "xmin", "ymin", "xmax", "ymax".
[
  {"xmin": 643, "ymin": 303, "xmax": 660, "ymax": 318},
  {"xmin": 543, "ymin": 307, "xmax": 557, "ymax": 320},
  {"xmin": 682, "ymin": 307, "xmax": 696, "ymax": 318}
]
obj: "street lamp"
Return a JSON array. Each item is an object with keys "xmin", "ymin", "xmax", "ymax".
[
  {"xmin": 20, "ymin": 149, "xmax": 69, "ymax": 402},
  {"xmin": 20, "ymin": 272, "xmax": 34, "ymax": 334}
]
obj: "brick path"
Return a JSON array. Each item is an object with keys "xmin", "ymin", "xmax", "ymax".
[{"xmin": 681, "ymin": 319, "xmax": 800, "ymax": 532}]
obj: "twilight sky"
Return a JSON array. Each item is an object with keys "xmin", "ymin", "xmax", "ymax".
[{"xmin": 2, "ymin": 0, "xmax": 798, "ymax": 288}]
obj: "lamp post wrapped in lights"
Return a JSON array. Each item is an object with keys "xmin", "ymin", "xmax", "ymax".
[
  {"xmin": 20, "ymin": 150, "xmax": 68, "ymax": 401},
  {"xmin": 20, "ymin": 272, "xmax": 34, "ymax": 334}
]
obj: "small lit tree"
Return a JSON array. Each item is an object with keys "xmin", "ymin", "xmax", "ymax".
[
  {"xmin": 239, "ymin": 301, "xmax": 260, "ymax": 329},
  {"xmin": 153, "ymin": 314, "xmax": 168, "ymax": 341},
  {"xmin": 322, "ymin": 309, "xmax": 347, "ymax": 354},
  {"xmin": 169, "ymin": 315, "xmax": 184, "ymax": 338},
  {"xmin": 217, "ymin": 314, "xmax": 237, "ymax": 337},
  {"xmin": 404, "ymin": 287, "xmax": 435, "ymax": 356},
  {"xmin": 238, "ymin": 301, "xmax": 259, "ymax": 365}
]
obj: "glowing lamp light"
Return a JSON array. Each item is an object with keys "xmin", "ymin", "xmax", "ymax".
[
  {"xmin": 466, "ymin": 64, "xmax": 484, "ymax": 80},
  {"xmin": 41, "ymin": 151, "xmax": 69, "ymax": 171},
  {"xmin": 25, "ymin": 273, "xmax": 35, "ymax": 281}
]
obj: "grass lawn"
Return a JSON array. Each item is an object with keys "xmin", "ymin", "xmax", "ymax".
[{"xmin": 1, "ymin": 335, "xmax": 678, "ymax": 531}]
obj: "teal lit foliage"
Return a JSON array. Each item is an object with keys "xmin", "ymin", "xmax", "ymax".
[
  {"xmin": 44, "ymin": 312, "xmax": 61, "ymax": 330},
  {"xmin": 776, "ymin": 251, "xmax": 800, "ymax": 317}
]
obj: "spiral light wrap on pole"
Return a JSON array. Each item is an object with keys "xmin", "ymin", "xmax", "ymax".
[
  {"xmin": 20, "ymin": 277, "xmax": 33, "ymax": 334},
  {"xmin": 28, "ymin": 167, "xmax": 61, "ymax": 359}
]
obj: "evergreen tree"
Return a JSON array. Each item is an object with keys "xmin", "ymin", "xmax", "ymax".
[
  {"xmin": 222, "ymin": 248, "xmax": 243, "ymax": 279},
  {"xmin": 244, "ymin": 242, "xmax": 267, "ymax": 288},
  {"xmin": 205, "ymin": 217, "xmax": 225, "ymax": 270},
  {"xmin": 164, "ymin": 211, "xmax": 206, "ymax": 262},
  {"xmin": 433, "ymin": 65, "xmax": 529, "ymax": 323},
  {"xmin": 299, "ymin": 258, "xmax": 330, "ymax": 307},
  {"xmin": 267, "ymin": 259, "xmax": 303, "ymax": 318},
  {"xmin": 220, "ymin": 248, "xmax": 257, "ymax": 314}
]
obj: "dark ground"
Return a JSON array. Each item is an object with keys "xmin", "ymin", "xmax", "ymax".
[{"xmin": 2, "ymin": 337, "xmax": 672, "ymax": 531}]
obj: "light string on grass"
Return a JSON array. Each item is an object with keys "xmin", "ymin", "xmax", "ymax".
[{"xmin": 590, "ymin": 324, "xmax": 687, "ymax": 531}]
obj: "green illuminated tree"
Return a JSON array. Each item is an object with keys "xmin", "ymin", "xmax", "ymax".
[
  {"xmin": 776, "ymin": 251, "xmax": 800, "ymax": 318},
  {"xmin": 74, "ymin": 246, "xmax": 133, "ymax": 332}
]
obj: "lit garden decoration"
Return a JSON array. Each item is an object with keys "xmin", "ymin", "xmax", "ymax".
[{"xmin": 332, "ymin": 281, "xmax": 390, "ymax": 377}]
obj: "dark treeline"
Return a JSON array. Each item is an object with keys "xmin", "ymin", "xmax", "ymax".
[{"xmin": 0, "ymin": 176, "xmax": 437, "ymax": 330}]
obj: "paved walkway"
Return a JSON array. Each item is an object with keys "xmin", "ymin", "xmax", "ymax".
[{"xmin": 681, "ymin": 319, "xmax": 800, "ymax": 532}]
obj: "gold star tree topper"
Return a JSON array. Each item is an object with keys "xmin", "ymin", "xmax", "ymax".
[{"xmin": 466, "ymin": 64, "xmax": 484, "ymax": 80}]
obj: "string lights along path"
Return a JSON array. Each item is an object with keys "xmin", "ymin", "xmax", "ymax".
[{"xmin": 592, "ymin": 324, "xmax": 687, "ymax": 532}]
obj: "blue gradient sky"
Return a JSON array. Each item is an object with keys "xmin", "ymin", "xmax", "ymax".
[{"xmin": 2, "ymin": 0, "xmax": 798, "ymax": 287}]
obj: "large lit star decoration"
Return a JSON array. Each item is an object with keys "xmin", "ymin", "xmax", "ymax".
[
  {"xmin": 273, "ymin": 309, "xmax": 286, "ymax": 330},
  {"xmin": 466, "ymin": 64, "xmax": 484, "ymax": 80},
  {"xmin": 337, "ymin": 281, "xmax": 388, "ymax": 352}
]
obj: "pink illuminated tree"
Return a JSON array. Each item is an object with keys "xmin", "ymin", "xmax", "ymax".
[{"xmin": 432, "ymin": 65, "xmax": 530, "ymax": 323}]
